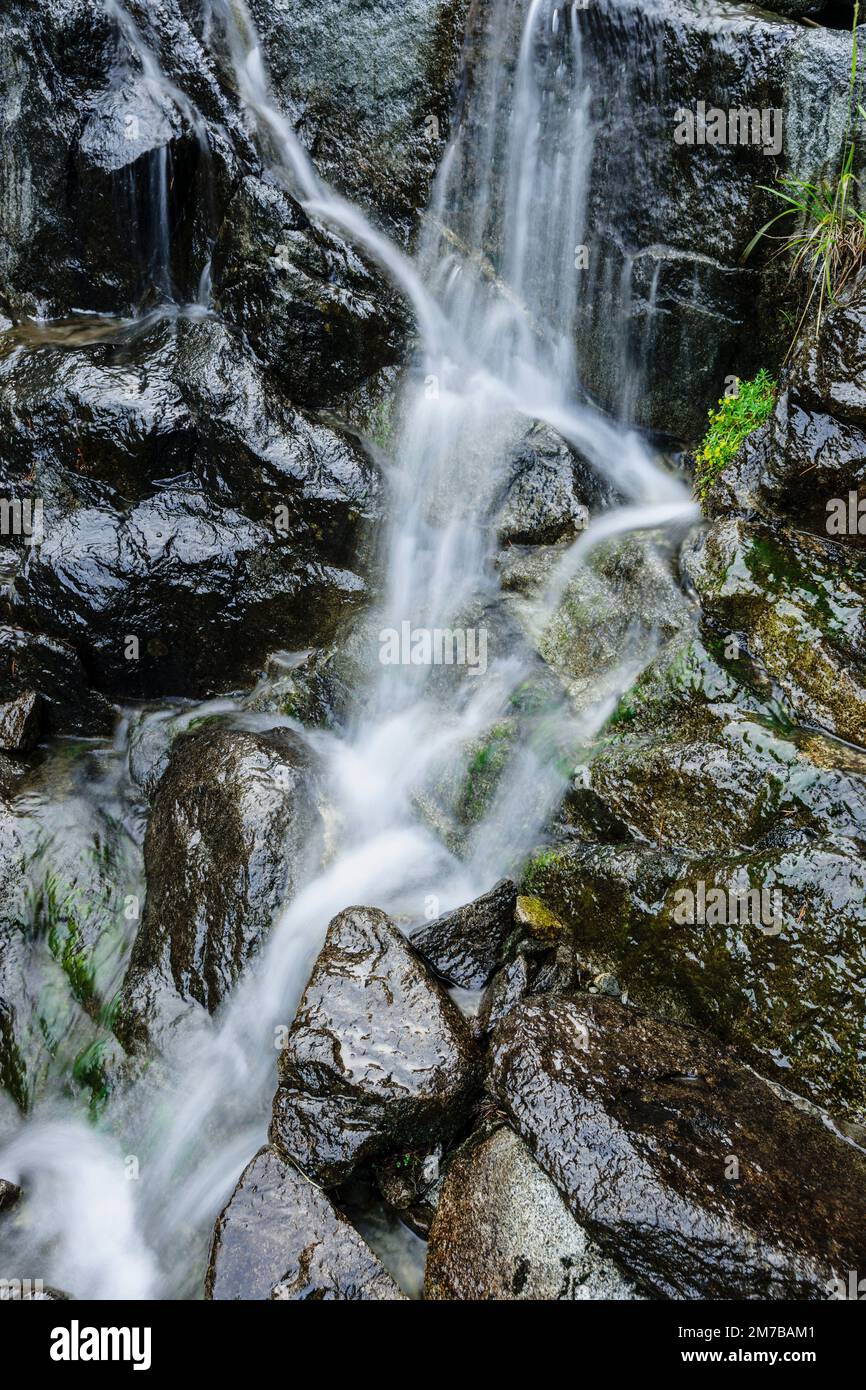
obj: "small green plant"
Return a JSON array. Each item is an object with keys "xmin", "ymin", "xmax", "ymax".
[
  {"xmin": 695, "ymin": 370, "xmax": 777, "ymax": 501},
  {"xmin": 743, "ymin": 1, "xmax": 866, "ymax": 342}
]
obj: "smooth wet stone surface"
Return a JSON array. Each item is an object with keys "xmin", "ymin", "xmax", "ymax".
[
  {"xmin": 0, "ymin": 691, "xmax": 41, "ymax": 753},
  {"xmin": 477, "ymin": 954, "xmax": 532, "ymax": 1034},
  {"xmin": 411, "ymin": 879, "xmax": 517, "ymax": 989},
  {"xmin": 495, "ymin": 422, "xmax": 598, "ymax": 545},
  {"xmin": 425, "ymin": 1123, "xmax": 638, "ymax": 1300},
  {"xmin": 490, "ymin": 994, "xmax": 866, "ymax": 1299},
  {"xmin": 118, "ymin": 723, "xmax": 322, "ymax": 1052},
  {"xmin": 0, "ymin": 315, "xmax": 380, "ymax": 701},
  {"xmin": 271, "ymin": 906, "xmax": 483, "ymax": 1187},
  {"xmin": 205, "ymin": 1146, "xmax": 404, "ymax": 1300}
]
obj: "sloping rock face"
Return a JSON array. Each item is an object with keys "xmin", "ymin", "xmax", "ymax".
[
  {"xmin": 425, "ymin": 1124, "xmax": 638, "ymax": 1300},
  {"xmin": 117, "ymin": 723, "xmax": 322, "ymax": 1053},
  {"xmin": 458, "ymin": 0, "xmax": 857, "ymax": 438},
  {"xmin": 247, "ymin": 0, "xmax": 470, "ymax": 245},
  {"xmin": 575, "ymin": 0, "xmax": 859, "ymax": 438},
  {"xmin": 206, "ymin": 1146, "xmax": 404, "ymax": 1300},
  {"xmin": 270, "ymin": 907, "xmax": 482, "ymax": 1186},
  {"xmin": 490, "ymin": 994, "xmax": 866, "ymax": 1300}
]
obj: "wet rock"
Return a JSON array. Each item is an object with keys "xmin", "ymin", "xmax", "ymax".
[
  {"xmin": 270, "ymin": 906, "xmax": 483, "ymax": 1187},
  {"xmin": 0, "ymin": 0, "xmax": 406, "ymax": 407},
  {"xmin": 0, "ymin": 0, "xmax": 230, "ymax": 315},
  {"xmin": 490, "ymin": 993, "xmax": 866, "ymax": 1299},
  {"xmin": 569, "ymin": 630, "xmax": 866, "ymax": 852},
  {"xmin": 0, "ymin": 691, "xmax": 41, "ymax": 753},
  {"xmin": 514, "ymin": 893, "xmax": 567, "ymax": 944},
  {"xmin": 510, "ymin": 530, "xmax": 694, "ymax": 708},
  {"xmin": 246, "ymin": 0, "xmax": 470, "ymax": 244},
  {"xmin": 373, "ymin": 1148, "xmax": 442, "ymax": 1239},
  {"xmin": 477, "ymin": 955, "xmax": 532, "ymax": 1034},
  {"xmin": 425, "ymin": 1124, "xmax": 638, "ymax": 1300},
  {"xmin": 206, "ymin": 1145, "xmax": 405, "ymax": 1300},
  {"xmin": 495, "ymin": 423, "xmax": 597, "ymax": 546},
  {"xmin": 711, "ymin": 286, "xmax": 866, "ymax": 535},
  {"xmin": 213, "ymin": 176, "xmax": 404, "ymax": 407},
  {"xmin": 551, "ymin": 0, "xmax": 856, "ymax": 435},
  {"xmin": 0, "ymin": 314, "xmax": 381, "ymax": 699},
  {"xmin": 410, "ymin": 880, "xmax": 517, "ymax": 989},
  {"xmin": 118, "ymin": 723, "xmax": 322, "ymax": 1052},
  {"xmin": 0, "ymin": 1177, "xmax": 21, "ymax": 1212},
  {"xmin": 684, "ymin": 518, "xmax": 866, "ymax": 746},
  {"xmin": 526, "ymin": 833, "xmax": 866, "ymax": 1121},
  {"xmin": 0, "ymin": 626, "xmax": 114, "ymax": 738},
  {"xmin": 6, "ymin": 487, "xmax": 366, "ymax": 701}
]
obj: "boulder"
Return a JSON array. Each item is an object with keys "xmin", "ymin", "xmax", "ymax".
[
  {"xmin": 425, "ymin": 1124, "xmax": 638, "ymax": 1300},
  {"xmin": 410, "ymin": 879, "xmax": 517, "ymax": 989},
  {"xmin": 494, "ymin": 423, "xmax": 599, "ymax": 546},
  {"xmin": 568, "ymin": 630, "xmax": 866, "ymax": 852},
  {"xmin": 6, "ymin": 488, "xmax": 366, "ymax": 701},
  {"xmin": 477, "ymin": 955, "xmax": 532, "ymax": 1034},
  {"xmin": 270, "ymin": 906, "xmax": 482, "ymax": 1186},
  {"xmin": 684, "ymin": 518, "xmax": 866, "ymax": 746},
  {"xmin": 490, "ymin": 993, "xmax": 866, "ymax": 1299},
  {"xmin": 0, "ymin": 315, "xmax": 381, "ymax": 700},
  {"xmin": 212, "ymin": 176, "xmax": 404, "ymax": 406},
  {"xmin": 206, "ymin": 1146, "xmax": 405, "ymax": 1300},
  {"xmin": 117, "ymin": 723, "xmax": 322, "ymax": 1052},
  {"xmin": 526, "ymin": 834, "xmax": 866, "ymax": 1122}
]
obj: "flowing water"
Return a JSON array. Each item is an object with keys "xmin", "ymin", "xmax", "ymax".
[{"xmin": 0, "ymin": 0, "xmax": 696, "ymax": 1298}]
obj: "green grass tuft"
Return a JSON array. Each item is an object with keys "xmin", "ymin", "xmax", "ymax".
[{"xmin": 695, "ymin": 370, "xmax": 777, "ymax": 502}]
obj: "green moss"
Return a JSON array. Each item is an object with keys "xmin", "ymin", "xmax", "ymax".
[
  {"xmin": 523, "ymin": 846, "xmax": 568, "ymax": 892},
  {"xmin": 695, "ymin": 370, "xmax": 776, "ymax": 503},
  {"xmin": 72, "ymin": 1038, "xmax": 112, "ymax": 1118},
  {"xmin": 458, "ymin": 724, "xmax": 513, "ymax": 824}
]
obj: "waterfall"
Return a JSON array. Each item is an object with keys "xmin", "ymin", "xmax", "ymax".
[
  {"xmin": 0, "ymin": 0, "xmax": 697, "ymax": 1299},
  {"xmin": 105, "ymin": 0, "xmax": 215, "ymax": 306}
]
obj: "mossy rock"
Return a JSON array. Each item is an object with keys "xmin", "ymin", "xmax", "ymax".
[
  {"xmin": 685, "ymin": 518, "xmax": 866, "ymax": 746},
  {"xmin": 524, "ymin": 836, "xmax": 866, "ymax": 1123}
]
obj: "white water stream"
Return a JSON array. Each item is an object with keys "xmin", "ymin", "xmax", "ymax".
[{"xmin": 0, "ymin": 0, "xmax": 696, "ymax": 1298}]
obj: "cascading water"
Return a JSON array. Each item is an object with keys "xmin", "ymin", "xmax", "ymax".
[{"xmin": 0, "ymin": 0, "xmax": 696, "ymax": 1298}]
